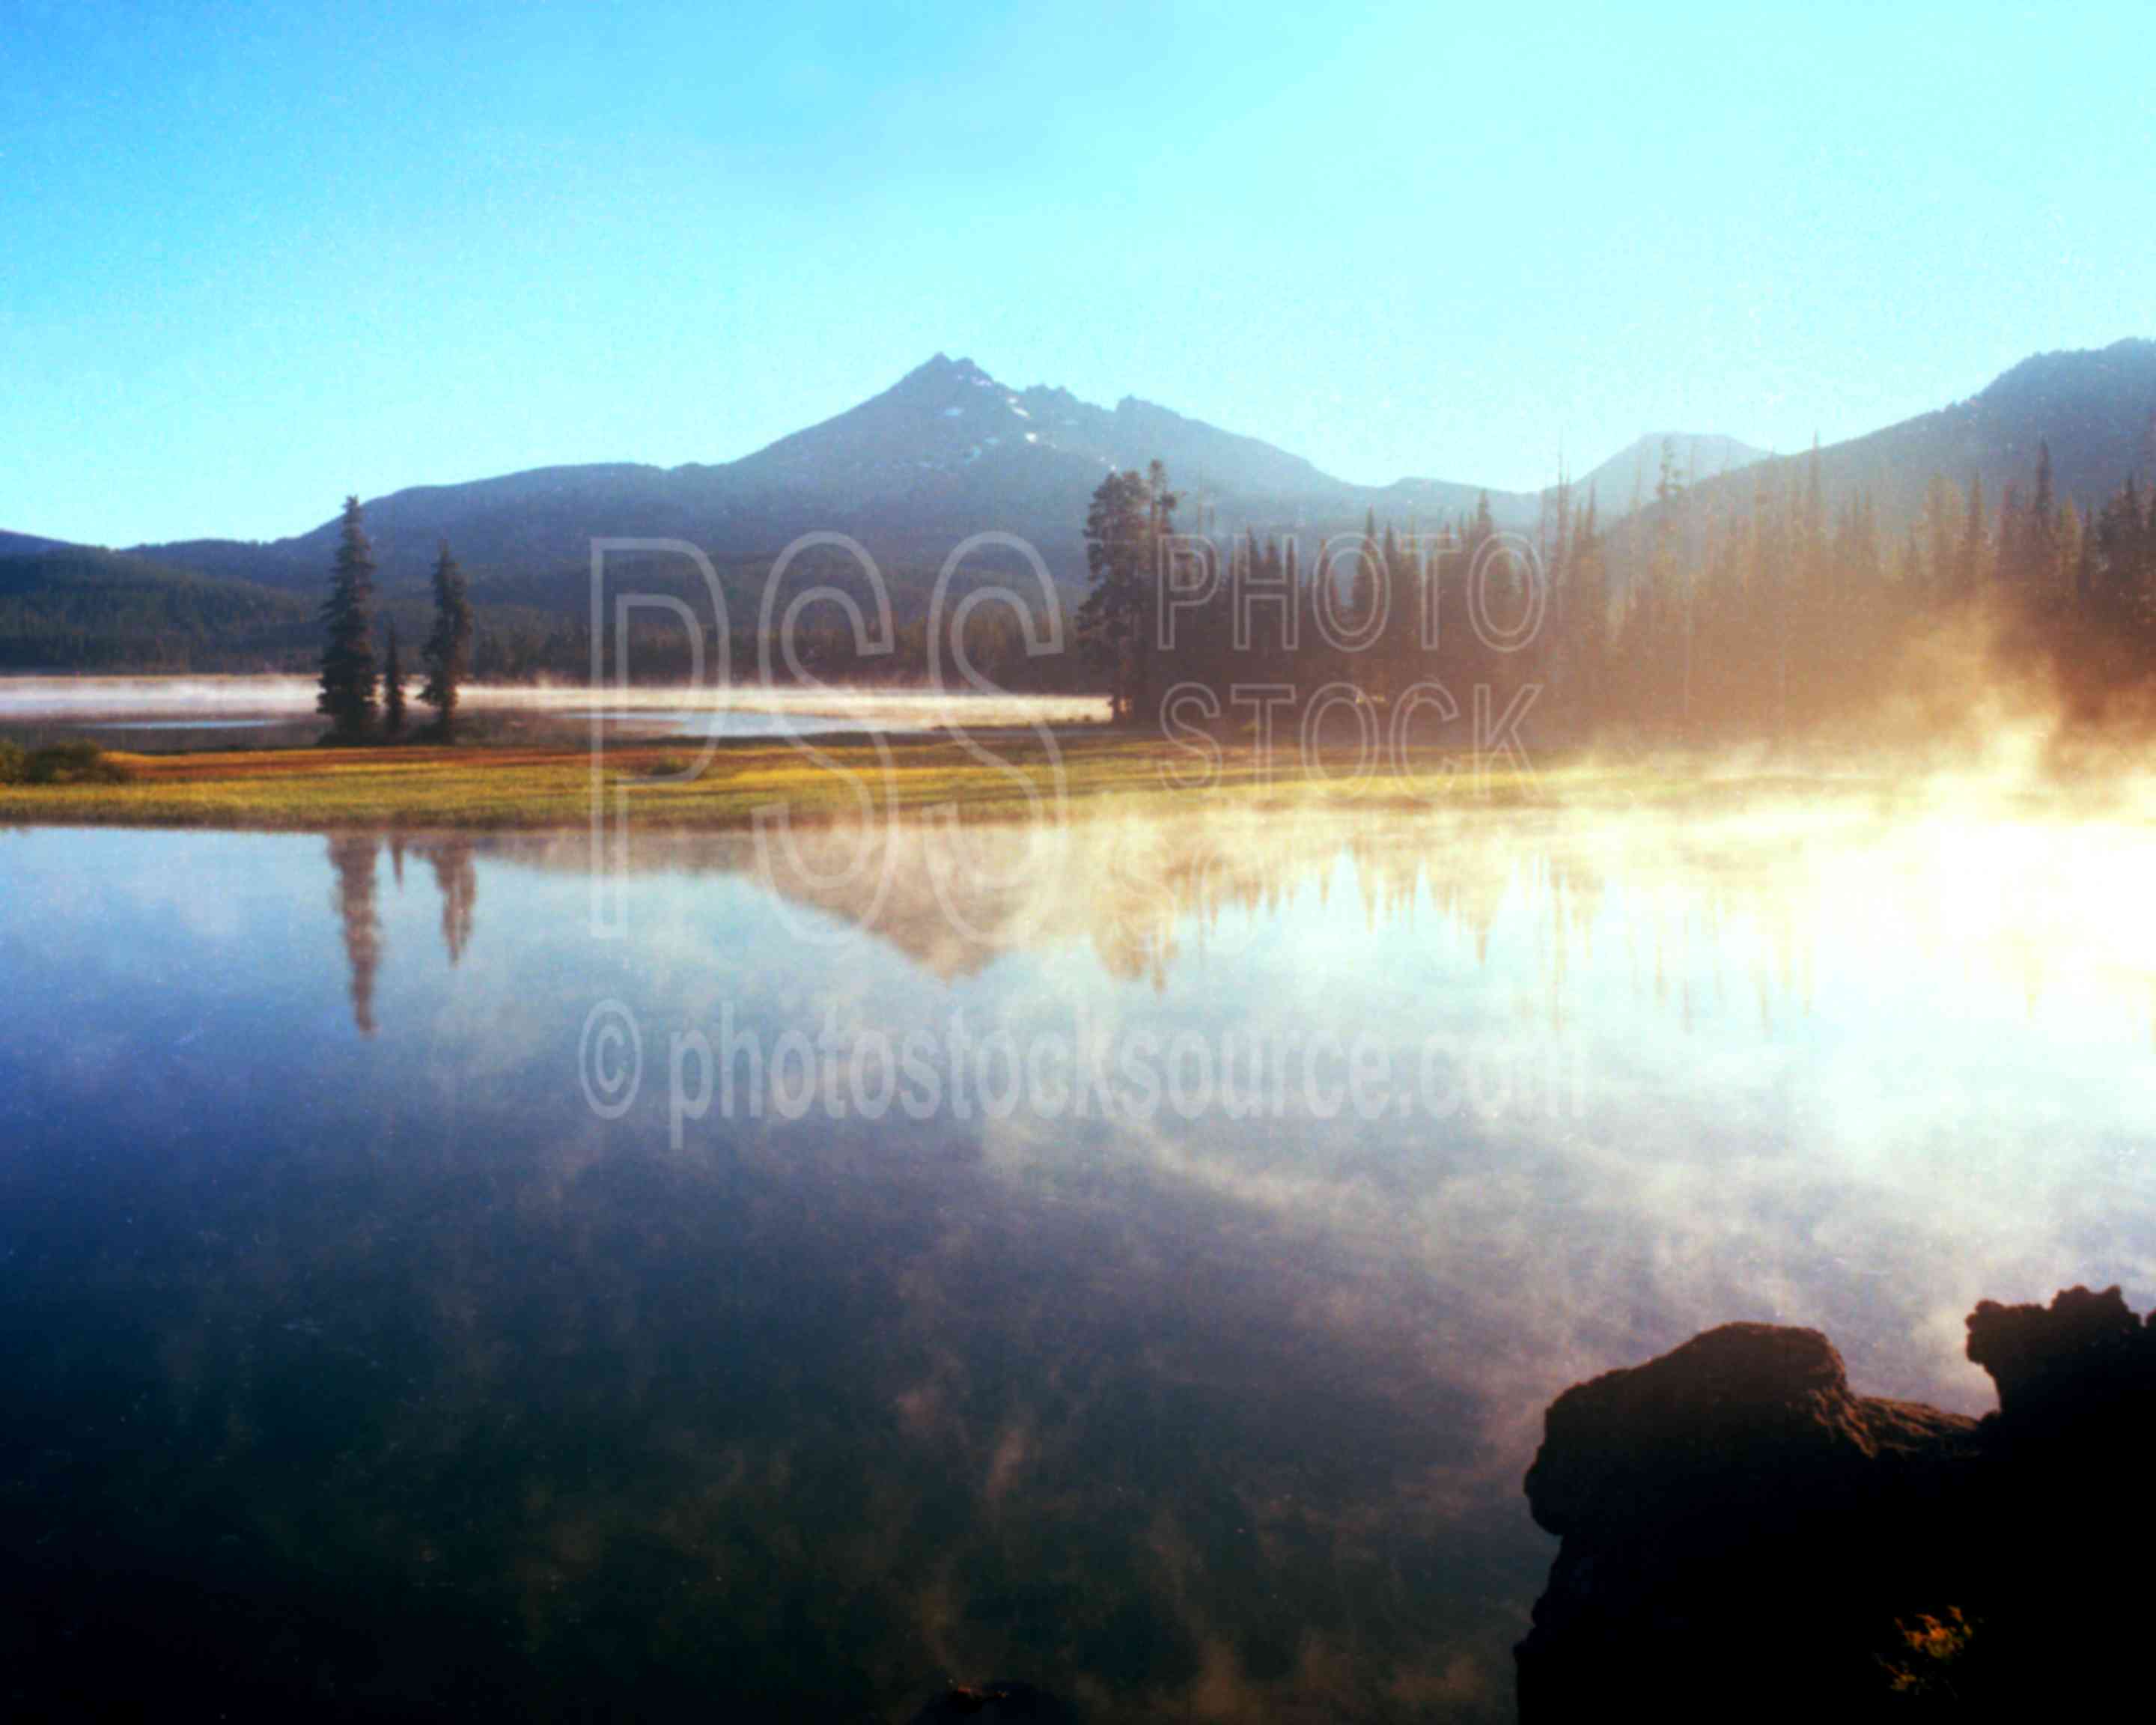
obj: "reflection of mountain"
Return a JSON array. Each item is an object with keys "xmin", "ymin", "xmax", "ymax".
[
  {"xmin": 471, "ymin": 816, "xmax": 1438, "ymax": 985},
  {"xmin": 430, "ymin": 772, "xmax": 2149, "ymax": 1041},
  {"xmin": 328, "ymin": 835, "xmax": 481, "ymax": 1032},
  {"xmin": 469, "ymin": 799, "xmax": 1759, "ymax": 1002}
]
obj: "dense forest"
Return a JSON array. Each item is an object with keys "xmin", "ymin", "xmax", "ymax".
[
  {"xmin": 0, "ymin": 535, "xmax": 1091, "ymax": 690},
  {"xmin": 0, "ymin": 547, "xmax": 317, "ymax": 670},
  {"xmin": 1082, "ymin": 439, "xmax": 2156, "ymax": 743}
]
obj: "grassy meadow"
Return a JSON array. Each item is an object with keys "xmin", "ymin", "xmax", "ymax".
[{"xmin": 0, "ymin": 729, "xmax": 1574, "ymax": 831}]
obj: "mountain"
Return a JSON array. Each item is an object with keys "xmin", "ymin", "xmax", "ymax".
[
  {"xmin": 20, "ymin": 340, "xmax": 2152, "ymax": 645},
  {"xmin": 0, "ymin": 530, "xmax": 68, "ymax": 560},
  {"xmin": 118, "ymin": 355, "xmax": 1550, "ymax": 596},
  {"xmin": 724, "ymin": 354, "xmax": 1352, "ymax": 509},
  {"xmin": 1669, "ymin": 339, "xmax": 2156, "ymax": 536},
  {"xmin": 1571, "ymin": 433, "xmax": 1770, "ymax": 512}
]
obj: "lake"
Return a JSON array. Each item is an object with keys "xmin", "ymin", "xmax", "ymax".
[
  {"xmin": 0, "ymin": 677, "xmax": 1109, "ymax": 751},
  {"xmin": 3, "ymin": 777, "xmax": 2152, "ymax": 1720}
]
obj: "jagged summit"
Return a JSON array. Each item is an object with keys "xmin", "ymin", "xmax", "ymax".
[{"xmin": 894, "ymin": 351, "xmax": 995, "ymax": 388}]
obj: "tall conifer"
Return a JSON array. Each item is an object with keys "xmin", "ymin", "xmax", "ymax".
[
  {"xmin": 317, "ymin": 496, "xmax": 379, "ymax": 737},
  {"xmin": 420, "ymin": 539, "xmax": 475, "ymax": 738}
]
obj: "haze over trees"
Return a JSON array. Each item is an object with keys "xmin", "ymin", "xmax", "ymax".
[
  {"xmin": 382, "ymin": 619, "xmax": 407, "ymax": 737},
  {"xmin": 1560, "ymin": 434, "xmax": 2156, "ymax": 732},
  {"xmin": 1117, "ymin": 428, "xmax": 2156, "ymax": 743}
]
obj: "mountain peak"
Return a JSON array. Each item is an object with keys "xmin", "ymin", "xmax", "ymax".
[
  {"xmin": 883, "ymin": 353, "xmax": 1007, "ymax": 409},
  {"xmin": 900, "ymin": 351, "xmax": 990, "ymax": 383}
]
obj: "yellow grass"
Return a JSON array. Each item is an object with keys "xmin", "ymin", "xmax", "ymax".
[{"xmin": 0, "ymin": 731, "xmax": 1579, "ymax": 831}]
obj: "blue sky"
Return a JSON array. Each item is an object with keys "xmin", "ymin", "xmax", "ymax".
[{"xmin": 4, "ymin": 1, "xmax": 2152, "ymax": 546}]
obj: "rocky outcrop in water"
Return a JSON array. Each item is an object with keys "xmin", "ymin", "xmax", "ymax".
[{"xmin": 1517, "ymin": 1288, "xmax": 2156, "ymax": 1721}]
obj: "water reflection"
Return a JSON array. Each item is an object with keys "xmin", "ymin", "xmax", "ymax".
[
  {"xmin": 327, "ymin": 835, "xmax": 482, "ymax": 1030},
  {"xmin": 327, "ymin": 832, "xmax": 383, "ymax": 1035},
  {"xmin": 3, "ymin": 789, "xmax": 2154, "ymax": 1721},
  {"xmin": 462, "ymin": 785, "xmax": 2156, "ymax": 1037},
  {"xmin": 424, "ymin": 839, "xmax": 477, "ymax": 965}
]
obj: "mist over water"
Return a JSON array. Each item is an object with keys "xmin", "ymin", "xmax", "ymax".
[
  {"xmin": 0, "ymin": 675, "xmax": 1107, "ymax": 727},
  {"xmin": 4, "ymin": 770, "xmax": 2151, "ymax": 1720}
]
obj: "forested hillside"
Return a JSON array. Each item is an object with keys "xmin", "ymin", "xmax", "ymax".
[{"xmin": 0, "ymin": 547, "xmax": 315, "ymax": 670}]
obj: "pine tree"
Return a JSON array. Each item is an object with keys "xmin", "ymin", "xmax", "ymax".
[
  {"xmin": 2056, "ymin": 499, "xmax": 2083, "ymax": 606},
  {"xmin": 2096, "ymin": 480, "xmax": 2143, "ymax": 600},
  {"xmin": 1077, "ymin": 468, "xmax": 1162, "ymax": 724},
  {"xmin": 1574, "ymin": 486, "xmax": 1606, "ymax": 722},
  {"xmin": 1958, "ymin": 475, "xmax": 1988, "ymax": 596},
  {"xmin": 1922, "ymin": 474, "xmax": 1958, "ymax": 597},
  {"xmin": 1651, "ymin": 440, "xmax": 1689, "ymax": 725},
  {"xmin": 1136, "ymin": 460, "xmax": 1178, "ymax": 724},
  {"xmin": 1998, "ymin": 483, "xmax": 2025, "ymax": 588},
  {"xmin": 317, "ymin": 496, "xmax": 379, "ymax": 737},
  {"xmin": 383, "ymin": 620, "xmax": 406, "ymax": 737},
  {"xmin": 1353, "ymin": 506, "xmax": 1380, "ymax": 621},
  {"xmin": 2029, "ymin": 439, "xmax": 2058, "ymax": 591},
  {"xmin": 419, "ymin": 539, "xmax": 475, "ymax": 738},
  {"xmin": 2125, "ymin": 477, "xmax": 2149, "ymax": 597}
]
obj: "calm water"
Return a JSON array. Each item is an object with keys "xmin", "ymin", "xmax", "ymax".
[
  {"xmin": 61, "ymin": 714, "xmax": 879, "ymax": 736},
  {"xmin": 0, "ymin": 677, "xmax": 1105, "ymax": 752},
  {"xmin": 8, "ymin": 710, "xmax": 892, "ymax": 753},
  {"xmin": 595, "ymin": 708, "xmax": 898, "ymax": 739},
  {"xmin": 4, "ymin": 786, "xmax": 2154, "ymax": 1720}
]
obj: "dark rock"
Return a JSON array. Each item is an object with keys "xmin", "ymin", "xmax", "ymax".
[
  {"xmin": 1517, "ymin": 1287, "xmax": 2156, "ymax": 1721},
  {"xmin": 1965, "ymin": 1283, "xmax": 2156, "ymax": 1435},
  {"xmin": 1523, "ymin": 1322, "xmax": 1973, "ymax": 1539}
]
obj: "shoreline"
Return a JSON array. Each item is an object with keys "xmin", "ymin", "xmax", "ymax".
[
  {"xmin": 7, "ymin": 717, "xmax": 2133, "ymax": 837},
  {"xmin": 0, "ymin": 728, "xmax": 1586, "ymax": 833}
]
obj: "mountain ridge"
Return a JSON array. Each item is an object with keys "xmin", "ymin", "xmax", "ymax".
[
  {"xmin": 83, "ymin": 353, "xmax": 1556, "ymax": 592},
  {"xmin": 10, "ymin": 341, "xmax": 2153, "ymax": 610},
  {"xmin": 1652, "ymin": 337, "xmax": 2156, "ymax": 542}
]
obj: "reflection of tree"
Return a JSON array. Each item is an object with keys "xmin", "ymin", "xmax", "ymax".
[
  {"xmin": 326, "ymin": 834, "xmax": 382, "ymax": 1036},
  {"xmin": 420, "ymin": 839, "xmax": 477, "ymax": 965}
]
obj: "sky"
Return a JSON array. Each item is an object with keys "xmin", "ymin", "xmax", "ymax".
[{"xmin": 4, "ymin": 0, "xmax": 2152, "ymax": 547}]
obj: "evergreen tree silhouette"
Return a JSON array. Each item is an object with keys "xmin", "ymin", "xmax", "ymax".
[{"xmin": 317, "ymin": 496, "xmax": 379, "ymax": 737}]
